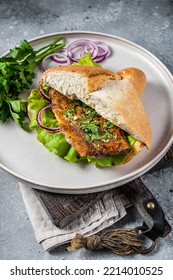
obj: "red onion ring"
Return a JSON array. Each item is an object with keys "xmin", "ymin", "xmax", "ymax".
[
  {"xmin": 67, "ymin": 39, "xmax": 99, "ymax": 62},
  {"xmin": 41, "ymin": 54, "xmax": 53, "ymax": 71},
  {"xmin": 41, "ymin": 52, "xmax": 70, "ymax": 71},
  {"xmin": 36, "ymin": 104, "xmax": 61, "ymax": 133},
  {"xmin": 40, "ymin": 39, "xmax": 111, "ymax": 71},
  {"xmin": 94, "ymin": 41, "xmax": 111, "ymax": 57},
  {"xmin": 39, "ymin": 84, "xmax": 51, "ymax": 101},
  {"xmin": 94, "ymin": 54, "xmax": 107, "ymax": 63},
  {"xmin": 83, "ymin": 44, "xmax": 95, "ymax": 55},
  {"xmin": 52, "ymin": 52, "xmax": 71, "ymax": 64}
]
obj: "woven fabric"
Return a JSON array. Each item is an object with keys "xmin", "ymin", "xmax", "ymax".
[{"xmin": 19, "ymin": 183, "xmax": 131, "ymax": 251}]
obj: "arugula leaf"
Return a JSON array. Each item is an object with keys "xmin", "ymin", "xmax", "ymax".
[{"xmin": 0, "ymin": 36, "xmax": 65, "ymax": 127}]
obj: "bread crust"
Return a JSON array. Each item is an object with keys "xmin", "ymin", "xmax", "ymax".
[
  {"xmin": 117, "ymin": 67, "xmax": 147, "ymax": 97},
  {"xmin": 41, "ymin": 65, "xmax": 121, "ymax": 93},
  {"xmin": 42, "ymin": 65, "xmax": 120, "ymax": 79},
  {"xmin": 91, "ymin": 78, "xmax": 151, "ymax": 149}
]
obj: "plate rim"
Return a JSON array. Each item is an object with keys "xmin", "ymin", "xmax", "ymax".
[{"xmin": 0, "ymin": 30, "xmax": 173, "ymax": 193}]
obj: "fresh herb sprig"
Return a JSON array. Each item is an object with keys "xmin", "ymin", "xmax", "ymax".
[{"xmin": 0, "ymin": 36, "xmax": 65, "ymax": 127}]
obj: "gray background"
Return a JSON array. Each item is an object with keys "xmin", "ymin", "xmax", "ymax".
[{"xmin": 0, "ymin": 0, "xmax": 173, "ymax": 260}]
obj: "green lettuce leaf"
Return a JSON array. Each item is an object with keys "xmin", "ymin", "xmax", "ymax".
[
  {"xmin": 73, "ymin": 53, "xmax": 101, "ymax": 67},
  {"xmin": 64, "ymin": 147, "xmax": 81, "ymax": 162},
  {"xmin": 127, "ymin": 135, "xmax": 136, "ymax": 146},
  {"xmin": 37, "ymin": 127, "xmax": 70, "ymax": 158},
  {"xmin": 28, "ymin": 88, "xmax": 71, "ymax": 158}
]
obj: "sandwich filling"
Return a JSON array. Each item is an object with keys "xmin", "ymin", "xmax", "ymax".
[
  {"xmin": 28, "ymin": 54, "xmax": 149, "ymax": 166},
  {"xmin": 49, "ymin": 88, "xmax": 131, "ymax": 157},
  {"xmin": 28, "ymin": 87, "xmax": 138, "ymax": 166}
]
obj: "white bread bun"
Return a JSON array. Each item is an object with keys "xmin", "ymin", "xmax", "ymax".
[
  {"xmin": 117, "ymin": 67, "xmax": 147, "ymax": 97},
  {"xmin": 41, "ymin": 65, "xmax": 152, "ymax": 150}
]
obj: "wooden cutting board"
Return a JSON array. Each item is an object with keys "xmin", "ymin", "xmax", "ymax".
[{"xmin": 34, "ymin": 145, "xmax": 173, "ymax": 228}]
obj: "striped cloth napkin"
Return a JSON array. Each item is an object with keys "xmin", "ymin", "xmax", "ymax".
[{"xmin": 19, "ymin": 183, "xmax": 132, "ymax": 251}]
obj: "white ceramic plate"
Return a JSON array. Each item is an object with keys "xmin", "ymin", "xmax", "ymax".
[{"xmin": 0, "ymin": 31, "xmax": 173, "ymax": 193}]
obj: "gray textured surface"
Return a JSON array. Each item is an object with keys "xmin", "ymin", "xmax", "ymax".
[{"xmin": 0, "ymin": 0, "xmax": 173, "ymax": 260}]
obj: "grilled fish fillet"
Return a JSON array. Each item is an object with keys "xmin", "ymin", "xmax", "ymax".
[{"xmin": 50, "ymin": 88, "xmax": 131, "ymax": 157}]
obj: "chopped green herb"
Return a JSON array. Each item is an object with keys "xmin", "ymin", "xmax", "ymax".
[
  {"xmin": 79, "ymin": 119, "xmax": 100, "ymax": 134},
  {"xmin": 103, "ymin": 121, "xmax": 115, "ymax": 129},
  {"xmin": 64, "ymin": 106, "xmax": 76, "ymax": 120},
  {"xmin": 63, "ymin": 100, "xmax": 118, "ymax": 143}
]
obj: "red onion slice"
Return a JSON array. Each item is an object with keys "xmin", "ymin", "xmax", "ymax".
[
  {"xmin": 40, "ymin": 39, "xmax": 111, "ymax": 70},
  {"xmin": 67, "ymin": 39, "xmax": 99, "ymax": 62},
  {"xmin": 94, "ymin": 54, "xmax": 107, "ymax": 63},
  {"xmin": 36, "ymin": 104, "xmax": 61, "ymax": 133},
  {"xmin": 41, "ymin": 54, "xmax": 54, "ymax": 71},
  {"xmin": 83, "ymin": 44, "xmax": 95, "ymax": 55},
  {"xmin": 83, "ymin": 43, "xmax": 98, "ymax": 59},
  {"xmin": 41, "ymin": 52, "xmax": 70, "ymax": 71},
  {"xmin": 39, "ymin": 84, "xmax": 51, "ymax": 101},
  {"xmin": 52, "ymin": 52, "xmax": 71, "ymax": 64},
  {"xmin": 94, "ymin": 41, "xmax": 111, "ymax": 57}
]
